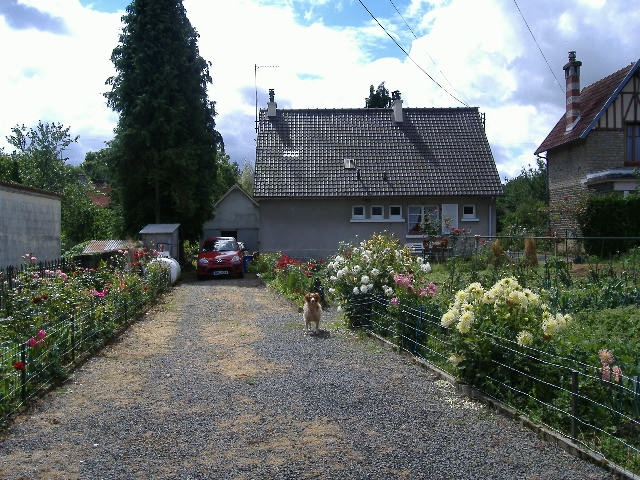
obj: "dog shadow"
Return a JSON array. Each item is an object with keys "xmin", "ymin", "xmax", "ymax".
[{"xmin": 303, "ymin": 329, "xmax": 330, "ymax": 339}]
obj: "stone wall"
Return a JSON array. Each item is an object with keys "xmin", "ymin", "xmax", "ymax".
[{"xmin": 547, "ymin": 130, "xmax": 624, "ymax": 235}]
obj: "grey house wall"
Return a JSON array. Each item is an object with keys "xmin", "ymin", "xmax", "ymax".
[
  {"xmin": 202, "ymin": 188, "xmax": 260, "ymax": 252},
  {"xmin": 259, "ymin": 197, "xmax": 496, "ymax": 259},
  {"xmin": 547, "ymin": 130, "xmax": 623, "ymax": 236},
  {"xmin": 0, "ymin": 182, "xmax": 61, "ymax": 267}
]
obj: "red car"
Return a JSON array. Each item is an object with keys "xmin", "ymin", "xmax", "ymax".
[{"xmin": 197, "ymin": 237, "xmax": 244, "ymax": 280}]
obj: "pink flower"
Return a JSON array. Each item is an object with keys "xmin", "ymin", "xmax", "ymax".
[
  {"xmin": 602, "ymin": 365, "xmax": 611, "ymax": 382},
  {"xmin": 37, "ymin": 330, "xmax": 46, "ymax": 340},
  {"xmin": 90, "ymin": 289, "xmax": 107, "ymax": 298},
  {"xmin": 390, "ymin": 297, "xmax": 399, "ymax": 306},
  {"xmin": 612, "ymin": 366, "xmax": 622, "ymax": 383},
  {"xmin": 427, "ymin": 282, "xmax": 437, "ymax": 296},
  {"xmin": 598, "ymin": 349, "xmax": 614, "ymax": 365},
  {"xmin": 393, "ymin": 274, "xmax": 412, "ymax": 287},
  {"xmin": 26, "ymin": 337, "xmax": 37, "ymax": 347}
]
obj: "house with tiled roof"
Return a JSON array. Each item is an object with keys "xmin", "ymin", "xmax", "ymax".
[
  {"xmin": 253, "ymin": 90, "xmax": 503, "ymax": 259},
  {"xmin": 535, "ymin": 52, "xmax": 640, "ymax": 236}
]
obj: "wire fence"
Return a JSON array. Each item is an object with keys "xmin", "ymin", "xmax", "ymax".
[
  {"xmin": 343, "ymin": 292, "xmax": 640, "ymax": 477},
  {"xmin": 0, "ymin": 259, "xmax": 72, "ymax": 312},
  {"xmin": 0, "ymin": 267, "xmax": 170, "ymax": 422}
]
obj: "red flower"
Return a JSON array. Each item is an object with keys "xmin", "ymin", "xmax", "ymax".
[
  {"xmin": 13, "ymin": 361, "xmax": 25, "ymax": 371},
  {"xmin": 32, "ymin": 296, "xmax": 42, "ymax": 303}
]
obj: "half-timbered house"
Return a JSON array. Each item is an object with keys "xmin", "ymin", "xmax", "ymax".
[{"xmin": 535, "ymin": 52, "xmax": 640, "ymax": 235}]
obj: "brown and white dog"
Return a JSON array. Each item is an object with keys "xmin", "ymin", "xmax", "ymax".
[{"xmin": 303, "ymin": 292, "xmax": 322, "ymax": 335}]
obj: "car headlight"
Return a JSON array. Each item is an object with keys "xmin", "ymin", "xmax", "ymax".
[
  {"xmin": 232, "ymin": 255, "xmax": 241, "ymax": 262},
  {"xmin": 198, "ymin": 258, "xmax": 209, "ymax": 265}
]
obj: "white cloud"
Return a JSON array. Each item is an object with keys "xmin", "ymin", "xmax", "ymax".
[{"xmin": 0, "ymin": 0, "xmax": 638, "ymax": 183}]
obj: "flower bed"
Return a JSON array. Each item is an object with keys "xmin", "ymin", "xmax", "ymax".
[
  {"xmin": 0, "ymin": 250, "xmax": 171, "ymax": 419},
  {"xmin": 251, "ymin": 232, "xmax": 640, "ymax": 476}
]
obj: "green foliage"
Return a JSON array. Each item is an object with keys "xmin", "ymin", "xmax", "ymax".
[
  {"xmin": 212, "ymin": 150, "xmax": 241, "ymax": 201},
  {"xmin": 577, "ymin": 193, "xmax": 640, "ymax": 256},
  {"xmin": 248, "ymin": 252, "xmax": 321, "ymax": 302},
  {"xmin": 82, "ymin": 148, "xmax": 112, "ymax": 184},
  {"xmin": 497, "ymin": 158, "xmax": 548, "ymax": 236},
  {"xmin": 61, "ymin": 183, "xmax": 122, "ymax": 249},
  {"xmin": 0, "ymin": 150, "xmax": 20, "ymax": 183},
  {"xmin": 365, "ymin": 82, "xmax": 392, "ymax": 108},
  {"xmin": 3, "ymin": 121, "xmax": 78, "ymax": 193},
  {"xmin": 441, "ymin": 277, "xmax": 571, "ymax": 384},
  {"xmin": 238, "ymin": 162, "xmax": 254, "ymax": 195},
  {"xmin": 255, "ymin": 235, "xmax": 640, "ymax": 473},
  {"xmin": 105, "ymin": 0, "xmax": 221, "ymax": 241},
  {"xmin": 1, "ymin": 121, "xmax": 123, "ymax": 248},
  {"xmin": 0, "ymin": 252, "xmax": 170, "ymax": 417}
]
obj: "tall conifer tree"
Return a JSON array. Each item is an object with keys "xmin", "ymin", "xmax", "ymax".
[{"xmin": 105, "ymin": 0, "xmax": 220, "ymax": 243}]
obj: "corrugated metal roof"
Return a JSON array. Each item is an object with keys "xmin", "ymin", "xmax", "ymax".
[
  {"xmin": 82, "ymin": 240, "xmax": 137, "ymax": 254},
  {"xmin": 254, "ymin": 107, "xmax": 503, "ymax": 198}
]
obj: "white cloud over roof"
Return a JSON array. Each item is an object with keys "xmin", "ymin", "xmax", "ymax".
[{"xmin": 0, "ymin": 0, "xmax": 638, "ymax": 181}]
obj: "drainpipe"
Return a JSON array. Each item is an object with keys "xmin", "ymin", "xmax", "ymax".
[{"xmin": 538, "ymin": 152, "xmax": 549, "ymax": 234}]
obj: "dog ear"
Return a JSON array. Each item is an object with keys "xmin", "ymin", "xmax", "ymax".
[{"xmin": 304, "ymin": 292, "xmax": 310, "ymax": 301}]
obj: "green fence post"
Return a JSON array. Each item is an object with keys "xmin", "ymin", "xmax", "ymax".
[
  {"xmin": 571, "ymin": 370, "xmax": 578, "ymax": 439},
  {"xmin": 20, "ymin": 343, "xmax": 27, "ymax": 402}
]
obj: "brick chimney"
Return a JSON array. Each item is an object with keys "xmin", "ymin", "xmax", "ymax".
[
  {"xmin": 391, "ymin": 90, "xmax": 403, "ymax": 122},
  {"xmin": 563, "ymin": 51, "xmax": 582, "ymax": 132},
  {"xmin": 267, "ymin": 88, "xmax": 277, "ymax": 117}
]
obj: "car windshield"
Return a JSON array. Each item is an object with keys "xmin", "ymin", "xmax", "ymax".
[{"xmin": 202, "ymin": 239, "xmax": 237, "ymax": 252}]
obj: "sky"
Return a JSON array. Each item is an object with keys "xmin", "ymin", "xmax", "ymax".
[{"xmin": 1, "ymin": 0, "xmax": 639, "ymax": 181}]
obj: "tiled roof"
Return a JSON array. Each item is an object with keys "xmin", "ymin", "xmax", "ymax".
[
  {"xmin": 254, "ymin": 107, "xmax": 503, "ymax": 198},
  {"xmin": 535, "ymin": 60, "xmax": 640, "ymax": 154}
]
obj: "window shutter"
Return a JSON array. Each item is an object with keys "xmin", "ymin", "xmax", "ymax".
[{"xmin": 441, "ymin": 204, "xmax": 458, "ymax": 232}]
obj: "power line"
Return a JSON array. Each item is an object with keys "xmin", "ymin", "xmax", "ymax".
[
  {"xmin": 388, "ymin": 0, "xmax": 467, "ymax": 106},
  {"xmin": 512, "ymin": 0, "xmax": 564, "ymax": 94},
  {"xmin": 357, "ymin": 0, "xmax": 468, "ymax": 107}
]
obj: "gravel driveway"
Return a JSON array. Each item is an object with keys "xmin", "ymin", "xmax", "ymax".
[{"xmin": 0, "ymin": 274, "xmax": 618, "ymax": 479}]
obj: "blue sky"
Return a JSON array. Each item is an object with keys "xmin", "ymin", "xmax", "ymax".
[{"xmin": 1, "ymin": 0, "xmax": 639, "ymax": 180}]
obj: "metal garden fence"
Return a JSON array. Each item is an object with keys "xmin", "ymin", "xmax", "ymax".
[
  {"xmin": 0, "ymin": 265, "xmax": 170, "ymax": 421},
  {"xmin": 343, "ymin": 292, "xmax": 640, "ymax": 478}
]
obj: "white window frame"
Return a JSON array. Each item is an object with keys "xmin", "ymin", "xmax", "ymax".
[
  {"xmin": 370, "ymin": 205, "xmax": 384, "ymax": 220},
  {"xmin": 407, "ymin": 205, "xmax": 440, "ymax": 236},
  {"xmin": 462, "ymin": 204, "xmax": 477, "ymax": 221},
  {"xmin": 351, "ymin": 205, "xmax": 365, "ymax": 220},
  {"xmin": 389, "ymin": 205, "xmax": 402, "ymax": 219}
]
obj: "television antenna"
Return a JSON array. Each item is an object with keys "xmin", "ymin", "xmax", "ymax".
[{"xmin": 255, "ymin": 64, "xmax": 279, "ymax": 133}]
